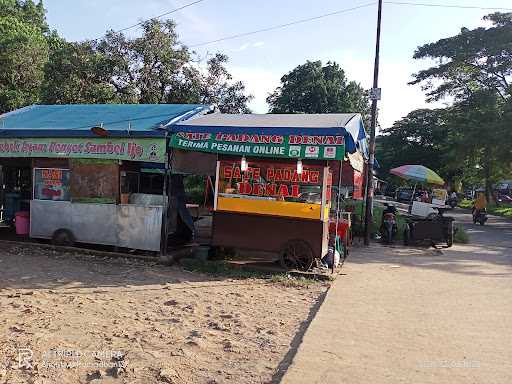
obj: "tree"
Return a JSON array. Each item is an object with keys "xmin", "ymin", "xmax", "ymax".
[
  {"xmin": 411, "ymin": 13, "xmax": 512, "ymax": 102},
  {"xmin": 377, "ymin": 109, "xmax": 458, "ymax": 182},
  {"xmin": 408, "ymin": 12, "xmax": 512, "ymax": 200},
  {"xmin": 444, "ymin": 91, "xmax": 511, "ymax": 199},
  {"xmin": 267, "ymin": 61, "xmax": 369, "ymax": 117},
  {"xmin": 168, "ymin": 53, "xmax": 253, "ymax": 113},
  {"xmin": 97, "ymin": 20, "xmax": 190, "ymax": 104},
  {"xmin": 41, "ymin": 19, "xmax": 252, "ymax": 112},
  {"xmin": 42, "ymin": 40, "xmax": 118, "ymax": 104},
  {"xmin": 0, "ymin": 0, "xmax": 49, "ymax": 113}
]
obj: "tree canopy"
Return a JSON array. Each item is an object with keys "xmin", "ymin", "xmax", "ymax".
[
  {"xmin": 379, "ymin": 12, "xmax": 512, "ymax": 199},
  {"xmin": 1, "ymin": 2, "xmax": 252, "ymax": 113},
  {"xmin": 410, "ymin": 12, "xmax": 512, "ymax": 102},
  {"xmin": 0, "ymin": 0, "xmax": 49, "ymax": 113},
  {"xmin": 267, "ymin": 61, "xmax": 369, "ymax": 117}
]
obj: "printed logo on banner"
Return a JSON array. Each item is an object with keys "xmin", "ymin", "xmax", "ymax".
[
  {"xmin": 148, "ymin": 144, "xmax": 159, "ymax": 161},
  {"xmin": 288, "ymin": 146, "xmax": 301, "ymax": 157},
  {"xmin": 305, "ymin": 146, "xmax": 319, "ymax": 158},
  {"xmin": 323, "ymin": 146, "xmax": 337, "ymax": 159}
]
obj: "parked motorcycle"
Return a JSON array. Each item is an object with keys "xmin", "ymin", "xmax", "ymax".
[
  {"xmin": 446, "ymin": 196, "xmax": 458, "ymax": 208},
  {"xmin": 472, "ymin": 208, "xmax": 488, "ymax": 226},
  {"xmin": 381, "ymin": 204, "xmax": 398, "ymax": 244}
]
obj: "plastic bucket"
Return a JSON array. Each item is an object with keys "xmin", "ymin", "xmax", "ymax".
[{"xmin": 15, "ymin": 211, "xmax": 30, "ymax": 235}]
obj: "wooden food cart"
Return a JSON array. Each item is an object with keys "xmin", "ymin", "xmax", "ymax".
[{"xmin": 170, "ymin": 113, "xmax": 368, "ymax": 270}]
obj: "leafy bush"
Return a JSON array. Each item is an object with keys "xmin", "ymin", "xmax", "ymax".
[
  {"xmin": 454, "ymin": 224, "xmax": 469, "ymax": 243},
  {"xmin": 459, "ymin": 198, "xmax": 512, "ymax": 219}
]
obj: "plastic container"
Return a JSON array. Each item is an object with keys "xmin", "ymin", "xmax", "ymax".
[
  {"xmin": 329, "ymin": 219, "xmax": 350, "ymax": 238},
  {"xmin": 15, "ymin": 211, "xmax": 30, "ymax": 235}
]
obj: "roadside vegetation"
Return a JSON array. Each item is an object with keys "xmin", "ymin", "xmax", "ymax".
[
  {"xmin": 180, "ymin": 258, "xmax": 328, "ymax": 287},
  {"xmin": 454, "ymin": 224, "xmax": 469, "ymax": 244},
  {"xmin": 347, "ymin": 200, "xmax": 408, "ymax": 239},
  {"xmin": 459, "ymin": 199, "xmax": 512, "ymax": 219},
  {"xmin": 376, "ymin": 13, "xmax": 512, "ymax": 201}
]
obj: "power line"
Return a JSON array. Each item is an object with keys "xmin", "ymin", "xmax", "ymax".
[
  {"xmin": 189, "ymin": 2, "xmax": 377, "ymax": 48},
  {"xmin": 188, "ymin": 1, "xmax": 512, "ymax": 48},
  {"xmin": 92, "ymin": 0, "xmax": 208, "ymax": 41},
  {"xmin": 88, "ymin": 0, "xmax": 512, "ymax": 46},
  {"xmin": 384, "ymin": 1, "xmax": 512, "ymax": 11}
]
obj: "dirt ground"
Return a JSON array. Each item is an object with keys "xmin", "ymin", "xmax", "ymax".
[{"xmin": 0, "ymin": 243, "xmax": 328, "ymax": 384}]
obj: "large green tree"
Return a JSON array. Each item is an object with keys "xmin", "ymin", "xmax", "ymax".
[
  {"xmin": 42, "ymin": 40, "xmax": 118, "ymax": 104},
  {"xmin": 42, "ymin": 19, "xmax": 252, "ymax": 112},
  {"xmin": 405, "ymin": 12, "xmax": 512, "ymax": 199},
  {"xmin": 377, "ymin": 108, "xmax": 454, "ymax": 176},
  {"xmin": 410, "ymin": 12, "xmax": 512, "ymax": 102},
  {"xmin": 168, "ymin": 53, "xmax": 253, "ymax": 113},
  {"xmin": 267, "ymin": 61, "xmax": 369, "ymax": 117},
  {"xmin": 0, "ymin": 0, "xmax": 49, "ymax": 113}
]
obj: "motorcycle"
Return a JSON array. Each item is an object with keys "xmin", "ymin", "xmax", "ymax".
[
  {"xmin": 472, "ymin": 208, "xmax": 488, "ymax": 226},
  {"xmin": 446, "ymin": 196, "xmax": 458, "ymax": 209},
  {"xmin": 381, "ymin": 212, "xmax": 398, "ymax": 244}
]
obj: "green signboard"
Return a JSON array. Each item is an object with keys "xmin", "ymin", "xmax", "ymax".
[
  {"xmin": 0, "ymin": 137, "xmax": 166, "ymax": 163},
  {"xmin": 170, "ymin": 132, "xmax": 345, "ymax": 160}
]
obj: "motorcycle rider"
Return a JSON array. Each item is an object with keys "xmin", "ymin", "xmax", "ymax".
[{"xmin": 472, "ymin": 192, "xmax": 487, "ymax": 220}]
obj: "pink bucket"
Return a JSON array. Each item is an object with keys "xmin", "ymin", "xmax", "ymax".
[{"xmin": 15, "ymin": 211, "xmax": 30, "ymax": 235}]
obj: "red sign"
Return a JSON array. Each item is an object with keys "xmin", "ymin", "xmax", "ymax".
[{"xmin": 219, "ymin": 161, "xmax": 323, "ymax": 201}]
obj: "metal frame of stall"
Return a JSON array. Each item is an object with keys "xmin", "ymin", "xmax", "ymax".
[{"xmin": 0, "ymin": 104, "xmax": 211, "ymax": 254}]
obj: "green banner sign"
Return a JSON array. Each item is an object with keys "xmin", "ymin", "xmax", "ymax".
[
  {"xmin": 0, "ymin": 137, "xmax": 166, "ymax": 163},
  {"xmin": 170, "ymin": 132, "xmax": 345, "ymax": 160}
]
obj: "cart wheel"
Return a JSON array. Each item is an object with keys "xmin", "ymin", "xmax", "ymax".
[
  {"xmin": 446, "ymin": 234, "xmax": 453, "ymax": 248},
  {"xmin": 280, "ymin": 239, "xmax": 314, "ymax": 271},
  {"xmin": 52, "ymin": 229, "xmax": 75, "ymax": 247}
]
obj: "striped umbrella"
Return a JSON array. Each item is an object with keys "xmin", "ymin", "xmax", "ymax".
[{"xmin": 390, "ymin": 165, "xmax": 445, "ymax": 185}]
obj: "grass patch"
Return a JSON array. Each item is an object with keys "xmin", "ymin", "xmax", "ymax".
[
  {"xmin": 346, "ymin": 200, "xmax": 408, "ymax": 239},
  {"xmin": 181, "ymin": 258, "xmax": 266, "ymax": 279},
  {"xmin": 180, "ymin": 258, "xmax": 324, "ymax": 287},
  {"xmin": 490, "ymin": 205, "xmax": 512, "ymax": 219},
  {"xmin": 454, "ymin": 224, "xmax": 469, "ymax": 244},
  {"xmin": 459, "ymin": 199, "xmax": 512, "ymax": 219}
]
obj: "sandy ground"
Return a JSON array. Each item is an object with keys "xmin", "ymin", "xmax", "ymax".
[
  {"xmin": 282, "ymin": 209, "xmax": 512, "ymax": 383},
  {"xmin": 0, "ymin": 244, "xmax": 328, "ymax": 384}
]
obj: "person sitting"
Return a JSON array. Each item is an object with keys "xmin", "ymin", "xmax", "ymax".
[{"xmin": 381, "ymin": 203, "xmax": 397, "ymax": 225}]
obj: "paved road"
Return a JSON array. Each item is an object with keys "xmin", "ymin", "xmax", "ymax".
[{"xmin": 281, "ymin": 209, "xmax": 512, "ymax": 384}]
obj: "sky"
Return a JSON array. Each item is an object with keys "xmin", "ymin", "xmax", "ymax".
[{"xmin": 44, "ymin": 0, "xmax": 512, "ymax": 128}]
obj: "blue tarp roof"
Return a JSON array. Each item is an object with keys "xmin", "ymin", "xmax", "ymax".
[
  {"xmin": 0, "ymin": 104, "xmax": 209, "ymax": 137},
  {"xmin": 174, "ymin": 113, "xmax": 367, "ymax": 154}
]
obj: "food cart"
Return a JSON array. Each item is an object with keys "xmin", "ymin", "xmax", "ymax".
[
  {"xmin": 170, "ymin": 113, "xmax": 368, "ymax": 270},
  {"xmin": 389, "ymin": 165, "xmax": 454, "ymax": 248},
  {"xmin": 0, "ymin": 104, "xmax": 208, "ymax": 253}
]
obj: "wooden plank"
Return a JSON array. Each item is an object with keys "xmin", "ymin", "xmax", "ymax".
[{"xmin": 70, "ymin": 159, "xmax": 119, "ymax": 202}]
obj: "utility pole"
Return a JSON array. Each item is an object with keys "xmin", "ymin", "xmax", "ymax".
[{"xmin": 363, "ymin": 0, "xmax": 383, "ymax": 246}]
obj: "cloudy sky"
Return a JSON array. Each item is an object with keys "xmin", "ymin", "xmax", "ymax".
[{"xmin": 44, "ymin": 0, "xmax": 511, "ymax": 128}]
